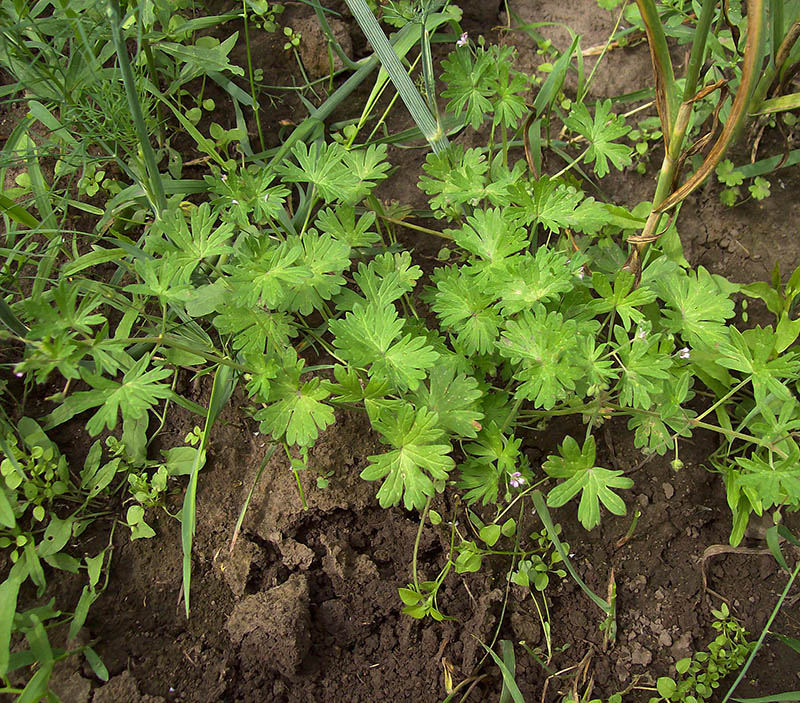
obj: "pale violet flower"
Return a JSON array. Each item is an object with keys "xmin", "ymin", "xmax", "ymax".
[
  {"xmin": 576, "ymin": 266, "xmax": 586, "ymax": 281},
  {"xmin": 457, "ymin": 32, "xmax": 468, "ymax": 47},
  {"xmin": 509, "ymin": 472, "xmax": 526, "ymax": 488},
  {"xmin": 635, "ymin": 328, "xmax": 647, "ymax": 341},
  {"xmin": 678, "ymin": 347, "xmax": 691, "ymax": 360}
]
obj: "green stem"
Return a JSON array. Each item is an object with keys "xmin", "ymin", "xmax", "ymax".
[
  {"xmin": 634, "ymin": 0, "xmax": 678, "ymax": 131},
  {"xmin": 721, "ymin": 559, "xmax": 800, "ymax": 702},
  {"xmin": 412, "ymin": 496, "xmax": 433, "ymax": 592},
  {"xmin": 242, "ymin": 0, "xmax": 265, "ymax": 152},
  {"xmin": 531, "ymin": 490, "xmax": 611, "ymax": 615}
]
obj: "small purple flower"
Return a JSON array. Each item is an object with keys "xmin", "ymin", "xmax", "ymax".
[
  {"xmin": 635, "ymin": 328, "xmax": 647, "ymax": 341},
  {"xmin": 509, "ymin": 472, "xmax": 526, "ymax": 489},
  {"xmin": 457, "ymin": 32, "xmax": 468, "ymax": 47},
  {"xmin": 576, "ymin": 266, "xmax": 586, "ymax": 281},
  {"xmin": 678, "ymin": 347, "xmax": 691, "ymax": 360}
]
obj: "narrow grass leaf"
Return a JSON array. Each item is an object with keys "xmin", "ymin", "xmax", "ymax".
[
  {"xmin": 0, "ymin": 193, "xmax": 40, "ymax": 229},
  {"xmin": 499, "ymin": 640, "xmax": 517, "ymax": 703},
  {"xmin": 752, "ymin": 92, "xmax": 800, "ymax": 115},
  {"xmin": 478, "ymin": 640, "xmax": 526, "ymax": 703},
  {"xmin": 108, "ymin": 0, "xmax": 167, "ymax": 214},
  {"xmin": 17, "ymin": 661, "xmax": 54, "ymax": 703},
  {"xmin": 0, "ymin": 489, "xmax": 14, "ymax": 529},
  {"xmin": 344, "ymin": 0, "xmax": 447, "ymax": 153},
  {"xmin": 27, "ymin": 100, "xmax": 78, "ymax": 146},
  {"xmin": 230, "ymin": 444, "xmax": 277, "ymax": 552},
  {"xmin": 531, "ymin": 490, "xmax": 610, "ymax": 614},
  {"xmin": 732, "ymin": 693, "xmax": 800, "ymax": 702},
  {"xmin": 182, "ymin": 364, "xmax": 237, "ymax": 616},
  {"xmin": 0, "ymin": 296, "xmax": 28, "ymax": 337},
  {"xmin": 773, "ymin": 633, "xmax": 800, "ymax": 654},
  {"xmin": 0, "ymin": 562, "xmax": 27, "ymax": 676}
]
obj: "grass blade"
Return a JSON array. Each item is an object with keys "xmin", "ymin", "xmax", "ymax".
[
  {"xmin": 0, "ymin": 193, "xmax": 40, "ymax": 229},
  {"xmin": 181, "ymin": 363, "xmax": 237, "ymax": 617},
  {"xmin": 722, "ymin": 561, "xmax": 800, "ymax": 702},
  {"xmin": 635, "ymin": 0, "xmax": 678, "ymax": 133},
  {"xmin": 531, "ymin": 490, "xmax": 611, "ymax": 615},
  {"xmin": 344, "ymin": 0, "xmax": 448, "ymax": 153},
  {"xmin": 733, "ymin": 694, "xmax": 800, "ymax": 702},
  {"xmin": 498, "ymin": 640, "xmax": 517, "ymax": 703},
  {"xmin": 229, "ymin": 444, "xmax": 277, "ymax": 553},
  {"xmin": 478, "ymin": 640, "xmax": 525, "ymax": 703},
  {"xmin": 656, "ymin": 0, "xmax": 766, "ymax": 214},
  {"xmin": 107, "ymin": 0, "xmax": 167, "ymax": 216},
  {"xmin": 0, "ymin": 296, "xmax": 29, "ymax": 338}
]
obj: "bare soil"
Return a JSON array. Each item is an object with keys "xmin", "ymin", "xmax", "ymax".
[{"xmin": 5, "ymin": 0, "xmax": 800, "ymax": 701}]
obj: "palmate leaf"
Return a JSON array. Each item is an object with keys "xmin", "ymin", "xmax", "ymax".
[
  {"xmin": 563, "ymin": 99, "xmax": 632, "ymax": 177},
  {"xmin": 458, "ymin": 424, "xmax": 524, "ymax": 505},
  {"xmin": 656, "ymin": 266, "xmax": 736, "ymax": 350},
  {"xmin": 431, "ymin": 266, "xmax": 501, "ymax": 355},
  {"xmin": 590, "ymin": 271, "xmax": 657, "ymax": 330},
  {"xmin": 497, "ymin": 305, "xmax": 584, "ymax": 409},
  {"xmin": 275, "ymin": 141, "xmax": 359, "ymax": 202},
  {"xmin": 124, "ymin": 256, "xmax": 193, "ymax": 305},
  {"xmin": 150, "ymin": 203, "xmax": 234, "ymax": 282},
  {"xmin": 544, "ymin": 435, "xmax": 633, "ymax": 530},
  {"xmin": 508, "ymin": 177, "xmax": 607, "ymax": 235},
  {"xmin": 613, "ymin": 325, "xmax": 672, "ymax": 410},
  {"xmin": 412, "ymin": 360, "xmax": 483, "ymax": 438},
  {"xmin": 315, "ymin": 205, "xmax": 380, "ymax": 247},
  {"xmin": 491, "ymin": 54, "xmax": 529, "ymax": 128},
  {"xmin": 213, "ymin": 305, "xmax": 295, "ymax": 355},
  {"xmin": 717, "ymin": 326, "xmax": 800, "ymax": 407},
  {"xmin": 325, "ymin": 365, "xmax": 391, "ymax": 404},
  {"xmin": 226, "ymin": 237, "xmax": 304, "ymax": 309},
  {"xmin": 338, "ymin": 251, "xmax": 422, "ymax": 311},
  {"xmin": 736, "ymin": 451, "xmax": 800, "ymax": 512},
  {"xmin": 24, "ymin": 280, "xmax": 106, "ymax": 338},
  {"xmin": 441, "ymin": 47, "xmax": 494, "ymax": 129},
  {"xmin": 255, "ymin": 349, "xmax": 334, "ymax": 447},
  {"xmin": 362, "ymin": 405, "xmax": 454, "ymax": 510},
  {"xmin": 342, "ymin": 143, "xmax": 391, "ymax": 202},
  {"xmin": 487, "ymin": 248, "xmax": 577, "ymax": 316},
  {"xmin": 44, "ymin": 357, "xmax": 173, "ymax": 436},
  {"xmin": 278, "ymin": 231, "xmax": 351, "ymax": 315},
  {"xmin": 508, "ymin": 177, "xmax": 581, "ymax": 233},
  {"xmin": 419, "ymin": 146, "xmax": 490, "ymax": 217},
  {"xmin": 449, "ymin": 207, "xmax": 526, "ymax": 271},
  {"xmin": 329, "ymin": 301, "xmax": 438, "ymax": 391}
]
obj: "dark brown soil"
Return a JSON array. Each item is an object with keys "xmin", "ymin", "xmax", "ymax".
[{"xmin": 5, "ymin": 1, "xmax": 800, "ymax": 702}]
